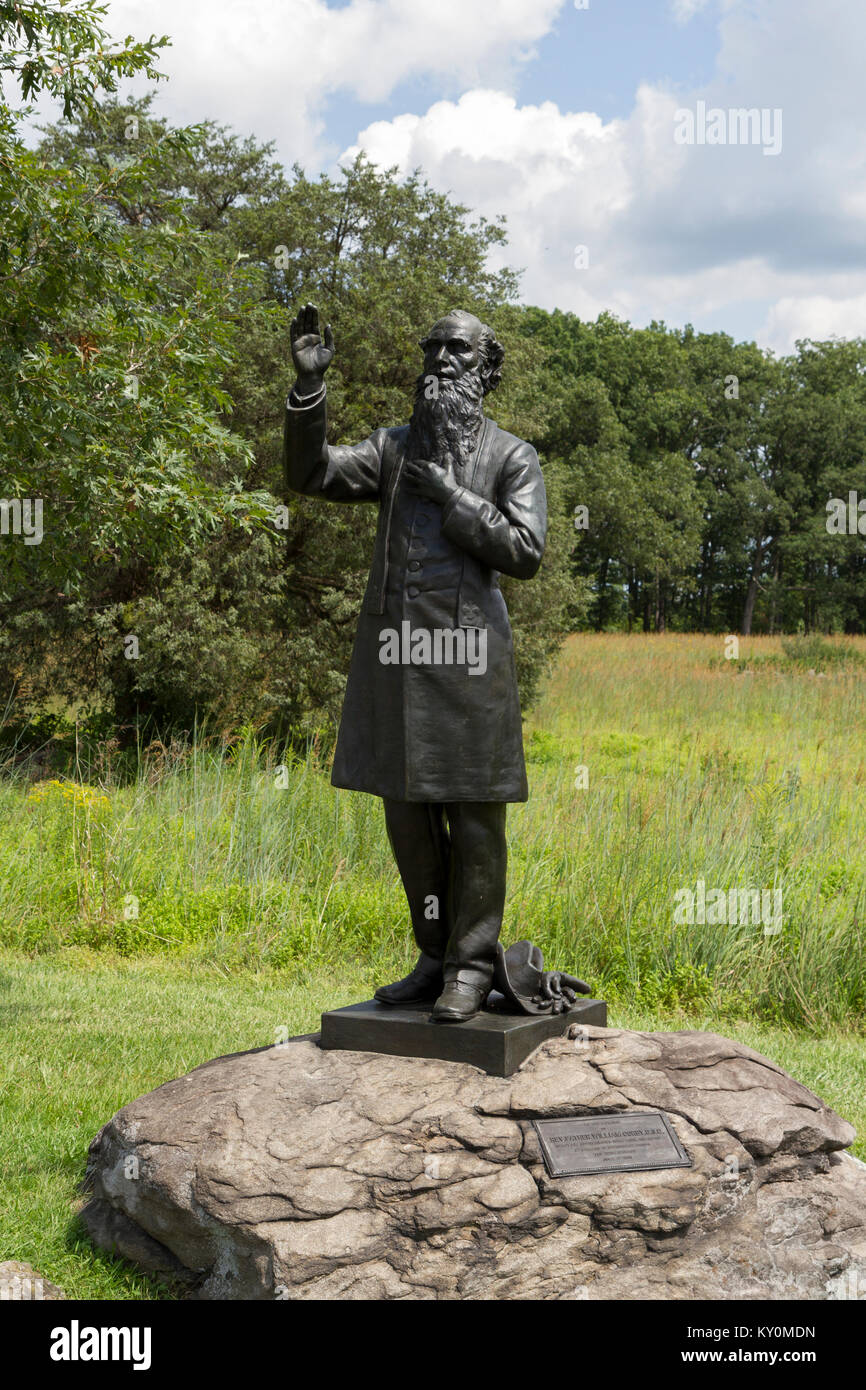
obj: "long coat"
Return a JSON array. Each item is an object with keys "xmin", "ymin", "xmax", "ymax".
[{"xmin": 283, "ymin": 385, "xmax": 547, "ymax": 802}]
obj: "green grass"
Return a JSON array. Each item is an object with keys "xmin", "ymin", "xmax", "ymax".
[
  {"xmin": 0, "ymin": 949, "xmax": 367, "ymax": 1299},
  {"xmin": 1, "ymin": 947, "xmax": 863, "ymax": 1300},
  {"xmin": 1, "ymin": 633, "xmax": 865, "ymax": 1296},
  {"xmin": 2, "ymin": 634, "xmax": 866, "ymax": 1029}
]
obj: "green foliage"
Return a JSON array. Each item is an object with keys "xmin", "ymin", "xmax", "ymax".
[
  {"xmin": 3, "ymin": 15, "xmax": 866, "ymax": 743},
  {"xmin": 779, "ymin": 634, "xmax": 866, "ymax": 670},
  {"xmin": 518, "ymin": 306, "xmax": 866, "ymax": 639},
  {"xmin": 2, "ymin": 85, "xmax": 570, "ymax": 733},
  {"xmin": 0, "ymin": 83, "xmax": 276, "ymax": 726},
  {"xmin": 721, "ymin": 634, "xmax": 866, "ymax": 674},
  {"xmin": 0, "ymin": 1, "xmax": 166, "ymax": 117}
]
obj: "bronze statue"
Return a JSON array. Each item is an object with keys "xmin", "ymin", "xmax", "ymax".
[{"xmin": 284, "ymin": 304, "xmax": 587, "ymax": 1022}]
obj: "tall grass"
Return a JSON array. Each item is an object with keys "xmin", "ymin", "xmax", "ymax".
[{"xmin": 3, "ymin": 633, "xmax": 865, "ymax": 1030}]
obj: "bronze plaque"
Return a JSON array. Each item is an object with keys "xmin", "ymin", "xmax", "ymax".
[{"xmin": 533, "ymin": 1112, "xmax": 692, "ymax": 1178}]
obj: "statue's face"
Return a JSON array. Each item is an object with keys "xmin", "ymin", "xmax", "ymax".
[{"xmin": 419, "ymin": 313, "xmax": 483, "ymax": 383}]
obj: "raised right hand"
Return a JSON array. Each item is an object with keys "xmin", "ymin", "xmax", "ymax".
[{"xmin": 290, "ymin": 302, "xmax": 334, "ymax": 394}]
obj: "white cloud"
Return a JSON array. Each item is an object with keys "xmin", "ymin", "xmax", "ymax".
[
  {"xmin": 27, "ymin": 0, "xmax": 865, "ymax": 350},
  {"xmin": 344, "ymin": 0, "xmax": 866, "ymax": 350},
  {"xmin": 670, "ymin": 0, "xmax": 713, "ymax": 22},
  {"xmin": 344, "ymin": 89, "xmax": 631, "ymax": 307},
  {"xmin": 763, "ymin": 290, "xmax": 866, "ymax": 353},
  {"xmin": 102, "ymin": 0, "xmax": 565, "ymax": 166}
]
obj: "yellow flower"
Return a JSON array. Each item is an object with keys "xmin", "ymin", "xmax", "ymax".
[{"xmin": 27, "ymin": 779, "xmax": 110, "ymax": 812}]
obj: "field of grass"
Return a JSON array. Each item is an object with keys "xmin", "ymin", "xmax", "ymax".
[
  {"xmin": 1, "ymin": 633, "xmax": 864, "ymax": 1297},
  {"xmin": 2, "ymin": 633, "xmax": 864, "ymax": 1027},
  {"xmin": 518, "ymin": 632, "xmax": 866, "ymax": 1028}
]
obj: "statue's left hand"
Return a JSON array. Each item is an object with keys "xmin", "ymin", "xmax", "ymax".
[
  {"xmin": 535, "ymin": 971, "xmax": 591, "ymax": 1014},
  {"xmin": 403, "ymin": 455, "xmax": 458, "ymax": 505}
]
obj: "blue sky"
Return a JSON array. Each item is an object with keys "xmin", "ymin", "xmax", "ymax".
[
  {"xmin": 55, "ymin": 0, "xmax": 866, "ymax": 352},
  {"xmin": 323, "ymin": 0, "xmax": 722, "ymax": 151},
  {"xmin": 516, "ymin": 2, "xmax": 720, "ymax": 115}
]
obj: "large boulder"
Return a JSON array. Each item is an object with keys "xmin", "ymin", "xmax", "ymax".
[{"xmin": 81, "ymin": 1027, "xmax": 866, "ymax": 1300}]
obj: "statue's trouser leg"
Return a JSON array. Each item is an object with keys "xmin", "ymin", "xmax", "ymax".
[
  {"xmin": 442, "ymin": 801, "xmax": 507, "ymax": 993},
  {"xmin": 382, "ymin": 799, "xmax": 451, "ymax": 964}
]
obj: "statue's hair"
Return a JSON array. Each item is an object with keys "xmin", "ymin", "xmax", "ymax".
[
  {"xmin": 442, "ymin": 310, "xmax": 505, "ymax": 395},
  {"xmin": 477, "ymin": 323, "xmax": 505, "ymax": 394}
]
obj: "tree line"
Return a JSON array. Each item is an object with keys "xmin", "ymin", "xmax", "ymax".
[{"xmin": 1, "ymin": 3, "xmax": 864, "ymax": 747}]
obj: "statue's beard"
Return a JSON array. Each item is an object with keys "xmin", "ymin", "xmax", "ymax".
[{"xmin": 407, "ymin": 369, "xmax": 485, "ymax": 470}]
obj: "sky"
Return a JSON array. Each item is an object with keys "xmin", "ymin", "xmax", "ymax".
[{"xmin": 53, "ymin": 0, "xmax": 866, "ymax": 352}]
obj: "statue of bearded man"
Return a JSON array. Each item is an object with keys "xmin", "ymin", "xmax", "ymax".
[{"xmin": 284, "ymin": 303, "xmax": 547, "ymax": 1021}]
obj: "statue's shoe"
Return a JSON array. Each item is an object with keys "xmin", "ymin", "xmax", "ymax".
[
  {"xmin": 374, "ymin": 955, "xmax": 443, "ymax": 1006},
  {"xmin": 431, "ymin": 981, "xmax": 487, "ymax": 1022}
]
